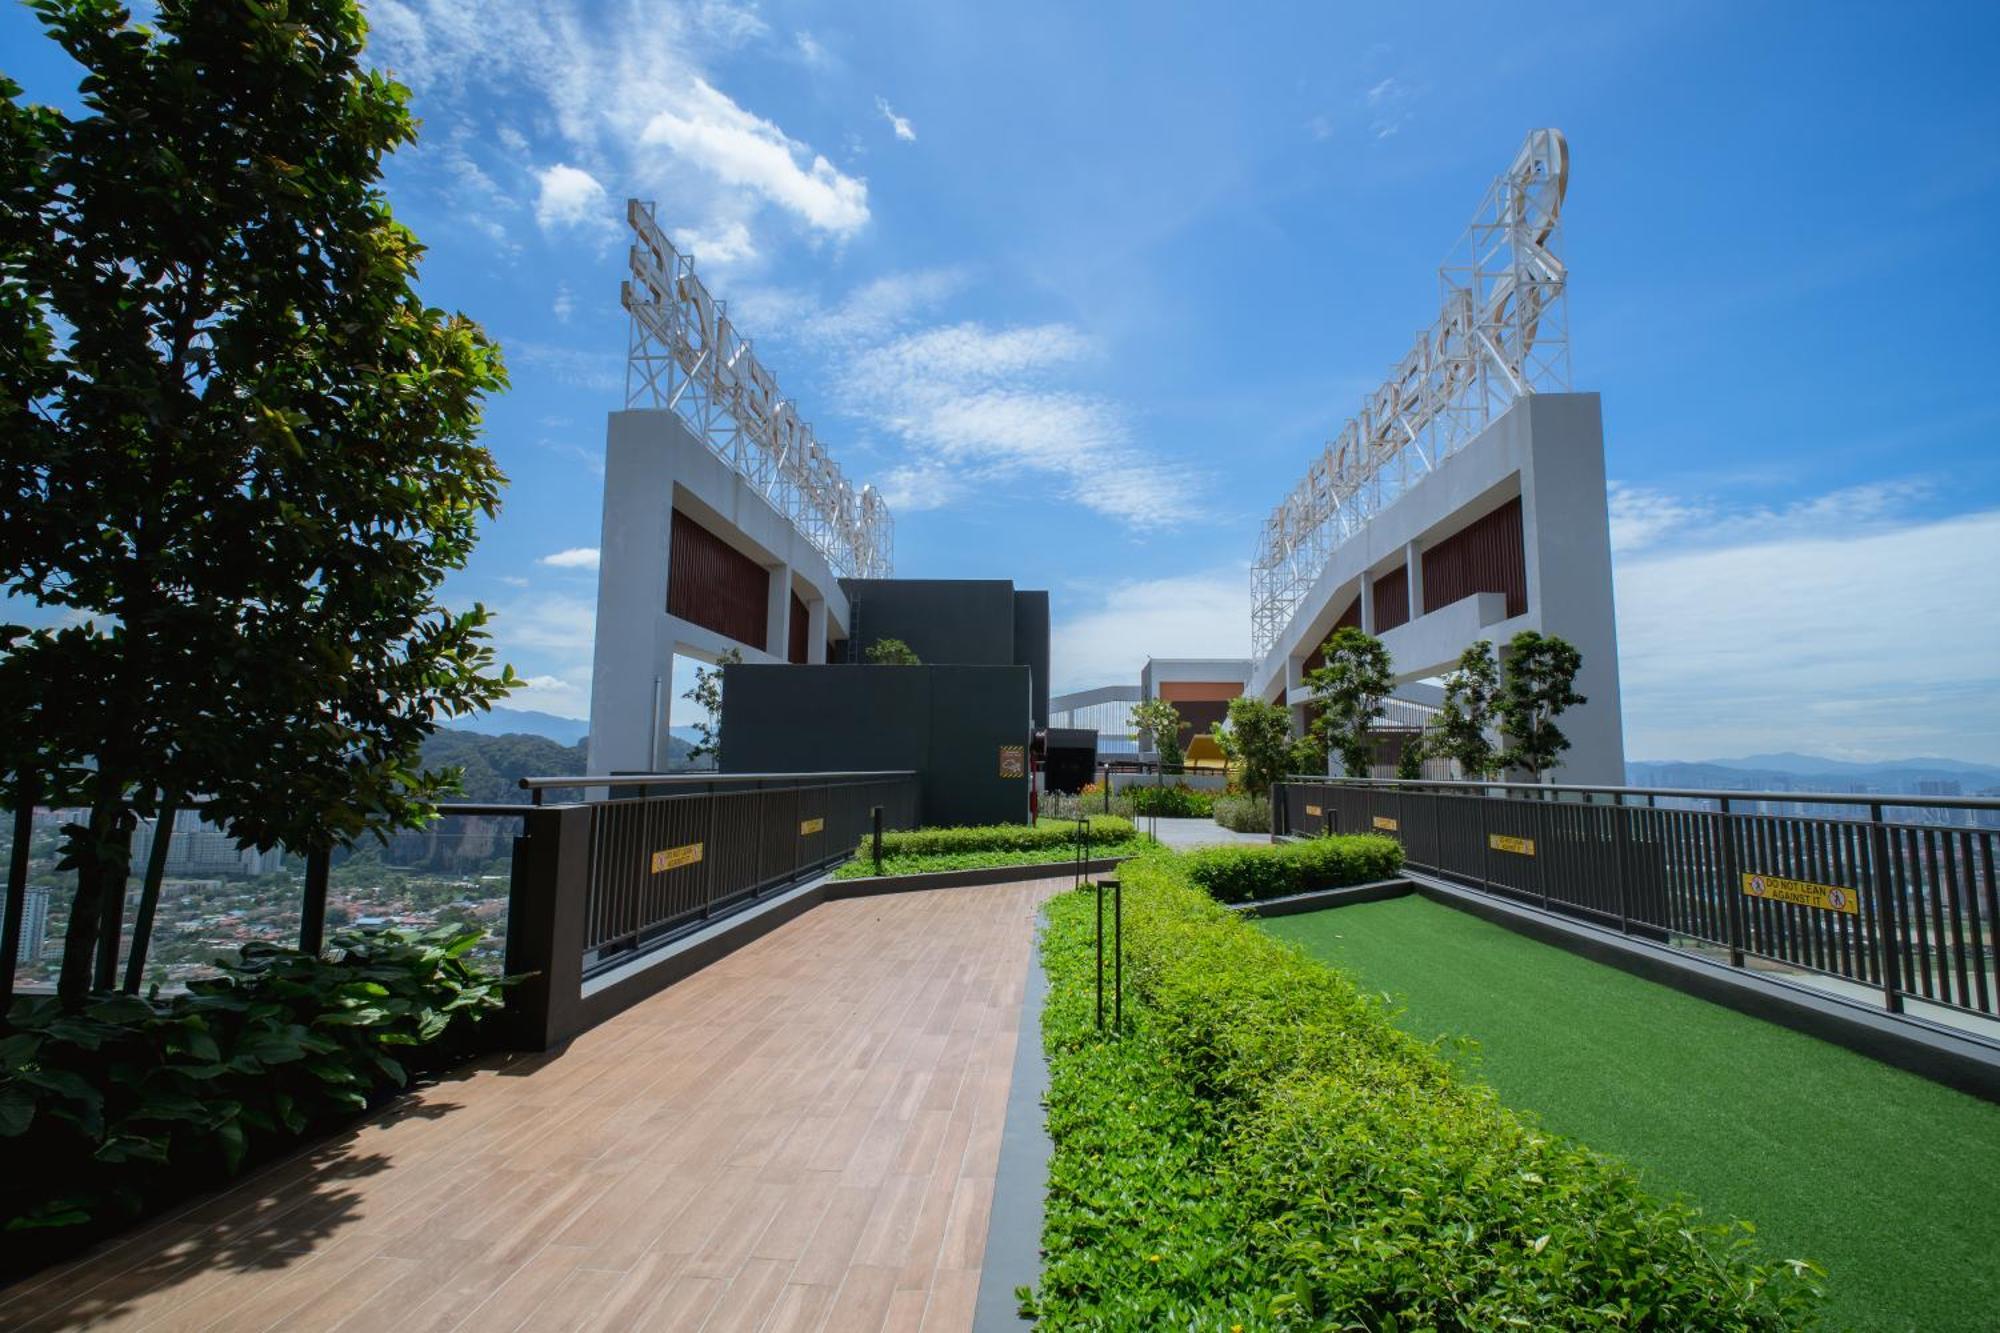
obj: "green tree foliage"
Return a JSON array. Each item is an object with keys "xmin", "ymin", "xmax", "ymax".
[
  {"xmin": 1302, "ymin": 627, "xmax": 1394, "ymax": 778},
  {"xmin": 1129, "ymin": 697, "xmax": 1185, "ymax": 771},
  {"xmin": 1209, "ymin": 696, "xmax": 1292, "ymax": 798},
  {"xmin": 1434, "ymin": 640, "xmax": 1501, "ymax": 779},
  {"xmin": 1394, "ymin": 731, "xmax": 1428, "ymax": 780},
  {"xmin": 0, "ymin": 2, "xmax": 513, "ymax": 1003},
  {"xmin": 682, "ymin": 648, "xmax": 742, "ymax": 766},
  {"xmin": 863, "ymin": 636, "xmax": 922, "ymax": 665},
  {"xmin": 1499, "ymin": 630, "xmax": 1587, "ymax": 780}
]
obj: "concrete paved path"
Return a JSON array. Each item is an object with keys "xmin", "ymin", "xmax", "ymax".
[{"xmin": 1144, "ymin": 816, "xmax": 1271, "ymax": 851}]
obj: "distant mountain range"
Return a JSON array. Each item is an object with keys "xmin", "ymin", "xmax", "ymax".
[
  {"xmin": 1628, "ymin": 753, "xmax": 2000, "ymax": 796},
  {"xmin": 445, "ymin": 707, "xmax": 589, "ymax": 746}
]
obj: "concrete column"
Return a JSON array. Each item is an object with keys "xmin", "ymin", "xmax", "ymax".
[
  {"xmin": 1405, "ymin": 539, "xmax": 1424, "ymax": 623},
  {"xmin": 1358, "ymin": 570, "xmax": 1376, "ymax": 635},
  {"xmin": 1285, "ymin": 654, "xmax": 1308, "ymax": 737},
  {"xmin": 764, "ymin": 563, "xmax": 792, "ymax": 658},
  {"xmin": 806, "ymin": 596, "xmax": 828, "ymax": 664}
]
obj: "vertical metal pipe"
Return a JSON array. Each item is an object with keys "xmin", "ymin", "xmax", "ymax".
[
  {"xmin": 1868, "ymin": 802, "xmax": 1904, "ymax": 1013},
  {"xmin": 871, "ymin": 804, "xmax": 883, "ymax": 876},
  {"xmin": 1720, "ymin": 798, "xmax": 1744, "ymax": 968},
  {"xmin": 1094, "ymin": 878, "xmax": 1105, "ymax": 1031},
  {"xmin": 1610, "ymin": 793, "xmax": 1631, "ymax": 934},
  {"xmin": 1113, "ymin": 878, "xmax": 1123, "ymax": 1033},
  {"xmin": 2, "ymin": 781, "xmax": 36, "ymax": 1014},
  {"xmin": 299, "ymin": 846, "xmax": 331, "ymax": 956}
]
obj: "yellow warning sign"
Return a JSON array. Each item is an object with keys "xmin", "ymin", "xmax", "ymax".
[
  {"xmin": 999, "ymin": 745, "xmax": 1025, "ymax": 778},
  {"xmin": 799, "ymin": 817, "xmax": 825, "ymax": 836},
  {"xmin": 650, "ymin": 843, "xmax": 703, "ymax": 873},
  {"xmin": 1743, "ymin": 872, "xmax": 1859, "ymax": 915},
  {"xmin": 1488, "ymin": 834, "xmax": 1536, "ymax": 856},
  {"xmin": 1304, "ymin": 804, "xmax": 1323, "ymax": 817},
  {"xmin": 1372, "ymin": 815, "xmax": 1399, "ymax": 832}
]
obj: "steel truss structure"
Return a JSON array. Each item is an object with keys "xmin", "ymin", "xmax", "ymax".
[
  {"xmin": 621, "ymin": 199, "xmax": 893, "ymax": 579},
  {"xmin": 1250, "ymin": 129, "xmax": 1570, "ymax": 657}
]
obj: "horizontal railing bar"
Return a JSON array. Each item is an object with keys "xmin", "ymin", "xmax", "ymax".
[
  {"xmin": 518, "ymin": 770, "xmax": 920, "ymax": 791},
  {"xmin": 1286, "ymin": 775, "xmax": 2000, "ymax": 813},
  {"xmin": 430, "ymin": 803, "xmax": 540, "ymax": 818}
]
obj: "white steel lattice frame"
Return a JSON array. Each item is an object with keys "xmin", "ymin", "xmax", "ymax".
[
  {"xmin": 621, "ymin": 199, "xmax": 893, "ymax": 579},
  {"xmin": 1249, "ymin": 129, "xmax": 1570, "ymax": 657}
]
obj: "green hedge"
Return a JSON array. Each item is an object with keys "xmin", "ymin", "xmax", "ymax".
[
  {"xmin": 856, "ymin": 815, "xmax": 1135, "ymax": 860},
  {"xmin": 1211, "ymin": 793, "xmax": 1271, "ymax": 834},
  {"xmin": 1129, "ymin": 783, "xmax": 1216, "ymax": 817},
  {"xmin": 831, "ymin": 838, "xmax": 1151, "ymax": 881},
  {"xmin": 1029, "ymin": 854, "xmax": 1823, "ymax": 1328},
  {"xmin": 1181, "ymin": 832, "xmax": 1402, "ymax": 903},
  {"xmin": 1, "ymin": 926, "xmax": 508, "ymax": 1273}
]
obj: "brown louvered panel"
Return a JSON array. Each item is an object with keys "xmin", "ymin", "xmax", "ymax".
[
  {"xmin": 667, "ymin": 508, "xmax": 770, "ymax": 649},
  {"xmin": 1422, "ymin": 495, "xmax": 1527, "ymax": 619},
  {"xmin": 1372, "ymin": 565, "xmax": 1410, "ymax": 633},
  {"xmin": 788, "ymin": 592, "xmax": 808, "ymax": 664}
]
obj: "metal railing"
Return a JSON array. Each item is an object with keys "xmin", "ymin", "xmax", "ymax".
[
  {"xmin": 524, "ymin": 771, "xmax": 918, "ymax": 969},
  {"xmin": 1275, "ymin": 776, "xmax": 2000, "ymax": 1019}
]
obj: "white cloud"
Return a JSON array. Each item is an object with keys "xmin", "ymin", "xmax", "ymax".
[
  {"xmin": 507, "ymin": 340, "xmax": 621, "ymax": 392},
  {"xmin": 538, "ymin": 547, "xmax": 601, "ymax": 570},
  {"xmin": 369, "ymin": 1, "xmax": 864, "ymax": 255},
  {"xmin": 1052, "ymin": 572, "xmax": 1250, "ymax": 692},
  {"xmin": 794, "ymin": 30, "xmax": 829, "ymax": 66},
  {"xmin": 641, "ymin": 80, "xmax": 869, "ymax": 237},
  {"xmin": 1363, "ymin": 74, "xmax": 1415, "ymax": 139},
  {"xmin": 511, "ymin": 672, "xmax": 591, "ymax": 720},
  {"xmin": 875, "ymin": 96, "xmax": 916, "ymax": 143},
  {"xmin": 552, "ymin": 283, "xmax": 574, "ymax": 323},
  {"xmin": 1608, "ymin": 478, "xmax": 1934, "ymax": 555},
  {"xmin": 1613, "ymin": 491, "xmax": 2000, "ymax": 763},
  {"xmin": 534, "ymin": 163, "xmax": 610, "ymax": 231}
]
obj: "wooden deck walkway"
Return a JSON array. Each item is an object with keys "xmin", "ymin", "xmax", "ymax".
[{"xmin": 1, "ymin": 878, "xmax": 1059, "ymax": 1332}]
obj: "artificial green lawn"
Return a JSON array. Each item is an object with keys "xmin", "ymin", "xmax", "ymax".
[{"xmin": 1261, "ymin": 896, "xmax": 2000, "ymax": 1332}]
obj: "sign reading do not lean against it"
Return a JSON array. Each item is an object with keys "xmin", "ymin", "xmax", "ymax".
[
  {"xmin": 1743, "ymin": 872, "xmax": 1860, "ymax": 915},
  {"xmin": 1488, "ymin": 834, "xmax": 1536, "ymax": 856},
  {"xmin": 650, "ymin": 843, "xmax": 703, "ymax": 874}
]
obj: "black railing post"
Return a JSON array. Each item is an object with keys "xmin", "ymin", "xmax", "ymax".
[
  {"xmin": 1095, "ymin": 878, "xmax": 1105, "ymax": 1031},
  {"xmin": 1869, "ymin": 802, "xmax": 1905, "ymax": 1013},
  {"xmin": 2, "ymin": 780, "xmax": 36, "ymax": 1016},
  {"xmin": 1720, "ymin": 798, "xmax": 1745, "ymax": 968},
  {"xmin": 871, "ymin": 805, "xmax": 884, "ymax": 876},
  {"xmin": 1478, "ymin": 790, "xmax": 1493, "ymax": 893},
  {"xmin": 1112, "ymin": 876, "xmax": 1123, "ymax": 1033},
  {"xmin": 299, "ymin": 847, "xmax": 331, "ymax": 957},
  {"xmin": 1611, "ymin": 793, "xmax": 1631, "ymax": 934},
  {"xmin": 505, "ymin": 803, "xmax": 592, "ymax": 1050}
]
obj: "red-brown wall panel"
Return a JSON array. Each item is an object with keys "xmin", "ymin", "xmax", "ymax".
[
  {"xmin": 667, "ymin": 508, "xmax": 769, "ymax": 649},
  {"xmin": 1422, "ymin": 496, "xmax": 1527, "ymax": 619},
  {"xmin": 787, "ymin": 592, "xmax": 808, "ymax": 664},
  {"xmin": 1372, "ymin": 565, "xmax": 1410, "ymax": 633}
]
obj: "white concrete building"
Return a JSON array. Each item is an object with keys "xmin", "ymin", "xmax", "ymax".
[
  {"xmin": 1247, "ymin": 392, "xmax": 1627, "ymax": 784},
  {"xmin": 586, "ymin": 410, "xmax": 852, "ymax": 776}
]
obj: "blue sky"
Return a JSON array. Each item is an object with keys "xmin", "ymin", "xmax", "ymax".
[{"xmin": 7, "ymin": 1, "xmax": 1999, "ymax": 762}]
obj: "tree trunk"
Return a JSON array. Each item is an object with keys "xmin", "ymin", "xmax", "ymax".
[
  {"xmin": 57, "ymin": 784, "xmax": 134, "ymax": 1006},
  {"xmin": 123, "ymin": 797, "xmax": 178, "ymax": 992}
]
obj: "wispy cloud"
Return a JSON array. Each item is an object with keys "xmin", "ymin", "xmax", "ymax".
[
  {"xmin": 369, "ymin": 0, "xmax": 867, "ymax": 261},
  {"xmin": 875, "ymin": 96, "xmax": 917, "ymax": 143},
  {"xmin": 793, "ymin": 31, "xmax": 829, "ymax": 67},
  {"xmin": 742, "ymin": 278, "xmax": 1198, "ymax": 526},
  {"xmin": 1051, "ymin": 571, "xmax": 1250, "ymax": 692},
  {"xmin": 1613, "ymin": 482, "xmax": 1999, "ymax": 762},
  {"xmin": 1364, "ymin": 74, "xmax": 1415, "ymax": 140},
  {"xmin": 538, "ymin": 547, "xmax": 601, "ymax": 570},
  {"xmin": 506, "ymin": 340, "xmax": 621, "ymax": 392}
]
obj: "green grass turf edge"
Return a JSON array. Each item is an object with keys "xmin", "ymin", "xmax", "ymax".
[{"xmin": 1260, "ymin": 896, "xmax": 2000, "ymax": 1333}]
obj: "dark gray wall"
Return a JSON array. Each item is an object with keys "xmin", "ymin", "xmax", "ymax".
[
  {"xmin": 1012, "ymin": 589, "xmax": 1050, "ymax": 731},
  {"xmin": 718, "ymin": 663, "xmax": 1031, "ymax": 826},
  {"xmin": 839, "ymin": 579, "xmax": 1017, "ymax": 668}
]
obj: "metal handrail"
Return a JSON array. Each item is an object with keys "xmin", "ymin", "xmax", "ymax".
[
  {"xmin": 1283, "ymin": 774, "xmax": 2000, "ymax": 813},
  {"xmin": 517, "ymin": 769, "xmax": 918, "ymax": 791}
]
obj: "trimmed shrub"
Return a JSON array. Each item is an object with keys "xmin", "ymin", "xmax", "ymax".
[
  {"xmin": 1211, "ymin": 793, "xmax": 1271, "ymax": 834},
  {"xmin": 832, "ymin": 836, "xmax": 1151, "ymax": 881},
  {"xmin": 1029, "ymin": 854, "xmax": 1823, "ymax": 1328},
  {"xmin": 858, "ymin": 815, "xmax": 1135, "ymax": 861},
  {"xmin": 1, "ymin": 927, "xmax": 508, "ymax": 1269},
  {"xmin": 1128, "ymin": 784, "xmax": 1216, "ymax": 817},
  {"xmin": 1181, "ymin": 833, "xmax": 1402, "ymax": 903}
]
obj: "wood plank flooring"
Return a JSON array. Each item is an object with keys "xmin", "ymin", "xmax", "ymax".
[{"xmin": 0, "ymin": 878, "xmax": 1059, "ymax": 1332}]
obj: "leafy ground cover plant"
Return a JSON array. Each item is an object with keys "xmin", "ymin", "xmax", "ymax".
[
  {"xmin": 831, "ymin": 838, "xmax": 1153, "ymax": 880},
  {"xmin": 0, "ymin": 926, "xmax": 508, "ymax": 1272},
  {"xmin": 1128, "ymin": 784, "xmax": 1217, "ymax": 817},
  {"xmin": 1028, "ymin": 853, "xmax": 1824, "ymax": 1329},
  {"xmin": 1211, "ymin": 793, "xmax": 1272, "ymax": 834},
  {"xmin": 1180, "ymin": 833, "xmax": 1402, "ymax": 903}
]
